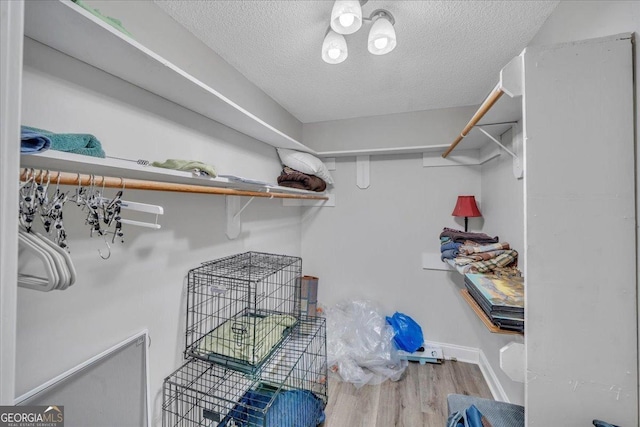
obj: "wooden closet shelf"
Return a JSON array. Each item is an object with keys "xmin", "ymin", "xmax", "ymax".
[
  {"xmin": 460, "ymin": 289, "xmax": 523, "ymax": 336},
  {"xmin": 19, "ymin": 169, "xmax": 328, "ymax": 201}
]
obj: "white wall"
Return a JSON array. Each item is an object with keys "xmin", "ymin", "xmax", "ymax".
[
  {"xmin": 17, "ymin": 39, "xmax": 302, "ymax": 426},
  {"xmin": 524, "ymin": 34, "xmax": 636, "ymax": 426},
  {"xmin": 476, "ymin": 127, "xmax": 525, "ymax": 404},
  {"xmin": 84, "ymin": 0, "xmax": 303, "ymax": 142},
  {"xmin": 526, "ymin": 2, "xmax": 639, "ymax": 425},
  {"xmin": 303, "ymin": 105, "xmax": 478, "ymax": 153},
  {"xmin": 301, "ymin": 153, "xmax": 484, "ymax": 341}
]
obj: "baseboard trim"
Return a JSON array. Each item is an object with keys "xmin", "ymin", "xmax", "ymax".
[
  {"xmin": 478, "ymin": 350, "xmax": 510, "ymax": 403},
  {"xmin": 425, "ymin": 340, "xmax": 479, "ymax": 364},
  {"xmin": 425, "ymin": 340, "xmax": 509, "ymax": 403}
]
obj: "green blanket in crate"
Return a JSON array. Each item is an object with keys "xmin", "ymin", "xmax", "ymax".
[{"xmin": 198, "ymin": 314, "xmax": 296, "ymax": 365}]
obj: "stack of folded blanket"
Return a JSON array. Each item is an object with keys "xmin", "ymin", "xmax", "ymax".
[
  {"xmin": 21, "ymin": 125, "xmax": 105, "ymax": 158},
  {"xmin": 440, "ymin": 227, "xmax": 518, "ymax": 274},
  {"xmin": 277, "ymin": 166, "xmax": 326, "ymax": 192}
]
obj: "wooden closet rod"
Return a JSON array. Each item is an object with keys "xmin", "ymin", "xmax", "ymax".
[
  {"xmin": 442, "ymin": 86, "xmax": 505, "ymax": 158},
  {"xmin": 19, "ymin": 169, "xmax": 328, "ymax": 201}
]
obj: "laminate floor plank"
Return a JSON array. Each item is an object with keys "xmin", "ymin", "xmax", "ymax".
[{"xmin": 322, "ymin": 361, "xmax": 494, "ymax": 427}]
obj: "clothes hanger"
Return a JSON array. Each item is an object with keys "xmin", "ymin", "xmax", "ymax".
[
  {"xmin": 18, "ymin": 229, "xmax": 60, "ymax": 292},
  {"xmin": 23, "ymin": 230, "xmax": 70, "ymax": 289},
  {"xmin": 33, "ymin": 230, "xmax": 76, "ymax": 289}
]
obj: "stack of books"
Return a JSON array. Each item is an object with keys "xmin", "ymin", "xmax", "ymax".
[{"xmin": 464, "ymin": 273, "xmax": 524, "ymax": 332}]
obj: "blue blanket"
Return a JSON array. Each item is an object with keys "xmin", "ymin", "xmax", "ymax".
[
  {"xmin": 21, "ymin": 126, "xmax": 105, "ymax": 158},
  {"xmin": 220, "ymin": 388, "xmax": 325, "ymax": 427},
  {"xmin": 20, "ymin": 128, "xmax": 51, "ymax": 154}
]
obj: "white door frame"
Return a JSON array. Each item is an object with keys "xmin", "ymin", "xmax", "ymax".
[{"xmin": 0, "ymin": 0, "xmax": 24, "ymax": 405}]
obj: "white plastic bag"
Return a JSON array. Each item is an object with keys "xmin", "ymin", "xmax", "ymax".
[{"xmin": 322, "ymin": 300, "xmax": 407, "ymax": 388}]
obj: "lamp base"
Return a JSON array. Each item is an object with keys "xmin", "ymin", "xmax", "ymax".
[{"xmin": 464, "ymin": 217, "xmax": 468, "ymax": 232}]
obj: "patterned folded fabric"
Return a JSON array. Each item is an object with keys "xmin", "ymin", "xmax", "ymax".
[
  {"xmin": 441, "ymin": 249, "xmax": 460, "ymax": 261},
  {"xmin": 441, "ymin": 242, "xmax": 462, "ymax": 252},
  {"xmin": 460, "ymin": 242, "xmax": 510, "ymax": 255},
  {"xmin": 439, "ymin": 227, "xmax": 499, "ymax": 244},
  {"xmin": 468, "ymin": 250, "xmax": 518, "ymax": 274}
]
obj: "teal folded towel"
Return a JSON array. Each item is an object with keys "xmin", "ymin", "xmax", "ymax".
[
  {"xmin": 21, "ymin": 126, "xmax": 105, "ymax": 158},
  {"xmin": 71, "ymin": 0, "xmax": 133, "ymax": 38},
  {"xmin": 152, "ymin": 159, "xmax": 217, "ymax": 178}
]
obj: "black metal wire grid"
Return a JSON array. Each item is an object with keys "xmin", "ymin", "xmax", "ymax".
[
  {"xmin": 164, "ymin": 316, "xmax": 327, "ymax": 427},
  {"xmin": 185, "ymin": 252, "xmax": 302, "ymax": 371}
]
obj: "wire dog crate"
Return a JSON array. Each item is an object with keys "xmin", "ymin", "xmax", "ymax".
[
  {"xmin": 164, "ymin": 316, "xmax": 327, "ymax": 427},
  {"xmin": 185, "ymin": 252, "xmax": 302, "ymax": 372}
]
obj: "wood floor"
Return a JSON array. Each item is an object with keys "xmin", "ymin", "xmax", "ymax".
[{"xmin": 322, "ymin": 360, "xmax": 493, "ymax": 427}]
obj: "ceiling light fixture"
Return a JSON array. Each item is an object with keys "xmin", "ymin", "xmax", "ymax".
[
  {"xmin": 330, "ymin": 0, "xmax": 363, "ymax": 35},
  {"xmin": 367, "ymin": 10, "xmax": 396, "ymax": 55},
  {"xmin": 321, "ymin": 28, "xmax": 348, "ymax": 65},
  {"xmin": 323, "ymin": 0, "xmax": 397, "ymax": 64}
]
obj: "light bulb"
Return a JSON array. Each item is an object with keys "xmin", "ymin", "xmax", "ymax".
[
  {"xmin": 328, "ymin": 48, "xmax": 341, "ymax": 60},
  {"xmin": 339, "ymin": 13, "xmax": 355, "ymax": 28},
  {"xmin": 374, "ymin": 37, "xmax": 388, "ymax": 50}
]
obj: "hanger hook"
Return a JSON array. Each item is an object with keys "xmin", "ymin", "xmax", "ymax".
[{"xmin": 98, "ymin": 234, "xmax": 111, "ymax": 260}]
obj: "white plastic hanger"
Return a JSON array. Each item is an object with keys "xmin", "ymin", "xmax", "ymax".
[
  {"xmin": 34, "ymin": 231, "xmax": 76, "ymax": 289},
  {"xmin": 97, "ymin": 197, "xmax": 163, "ymax": 229},
  {"xmin": 18, "ymin": 230, "xmax": 60, "ymax": 292}
]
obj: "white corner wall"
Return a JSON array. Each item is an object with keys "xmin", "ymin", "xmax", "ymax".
[
  {"xmin": 478, "ymin": 127, "xmax": 525, "ymax": 404},
  {"xmin": 302, "ymin": 106, "xmax": 526, "ymax": 405},
  {"xmin": 524, "ymin": 34, "xmax": 636, "ymax": 426},
  {"xmin": 17, "ymin": 38, "xmax": 302, "ymax": 426}
]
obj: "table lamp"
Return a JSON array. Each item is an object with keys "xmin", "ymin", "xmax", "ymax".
[{"xmin": 452, "ymin": 195, "xmax": 482, "ymax": 232}]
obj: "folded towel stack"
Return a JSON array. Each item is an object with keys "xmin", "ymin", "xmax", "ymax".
[
  {"xmin": 152, "ymin": 159, "xmax": 217, "ymax": 177},
  {"xmin": 21, "ymin": 126, "xmax": 105, "ymax": 158},
  {"xmin": 439, "ymin": 228, "xmax": 518, "ymax": 274},
  {"xmin": 20, "ymin": 128, "xmax": 51, "ymax": 154}
]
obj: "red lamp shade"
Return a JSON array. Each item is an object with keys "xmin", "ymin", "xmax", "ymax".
[{"xmin": 452, "ymin": 195, "xmax": 482, "ymax": 218}]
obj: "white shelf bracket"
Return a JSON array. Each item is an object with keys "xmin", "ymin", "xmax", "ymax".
[
  {"xmin": 500, "ymin": 342, "xmax": 525, "ymax": 383},
  {"xmin": 226, "ymin": 196, "xmax": 254, "ymax": 240},
  {"xmin": 477, "ymin": 127, "xmax": 523, "ymax": 179},
  {"xmin": 356, "ymin": 155, "xmax": 370, "ymax": 189},
  {"xmin": 499, "ymin": 54, "xmax": 524, "ymax": 98}
]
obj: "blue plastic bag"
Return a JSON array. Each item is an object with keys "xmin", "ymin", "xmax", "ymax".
[
  {"xmin": 385, "ymin": 312, "xmax": 424, "ymax": 353},
  {"xmin": 446, "ymin": 405, "xmax": 485, "ymax": 427}
]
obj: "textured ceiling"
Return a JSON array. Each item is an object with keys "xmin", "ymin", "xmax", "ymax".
[{"xmin": 154, "ymin": 1, "xmax": 558, "ymax": 123}]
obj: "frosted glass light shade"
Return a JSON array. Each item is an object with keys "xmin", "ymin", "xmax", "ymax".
[
  {"xmin": 368, "ymin": 15, "xmax": 397, "ymax": 55},
  {"xmin": 322, "ymin": 30, "xmax": 348, "ymax": 64},
  {"xmin": 330, "ymin": 0, "xmax": 362, "ymax": 35}
]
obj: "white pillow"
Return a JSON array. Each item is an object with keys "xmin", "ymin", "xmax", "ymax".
[{"xmin": 276, "ymin": 148, "xmax": 334, "ymax": 184}]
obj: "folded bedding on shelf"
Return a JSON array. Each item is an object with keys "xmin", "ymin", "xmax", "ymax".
[
  {"xmin": 441, "ymin": 249, "xmax": 459, "ymax": 261},
  {"xmin": 440, "ymin": 242, "xmax": 462, "ymax": 252},
  {"xmin": 277, "ymin": 167, "xmax": 326, "ymax": 192},
  {"xmin": 21, "ymin": 126, "xmax": 105, "ymax": 158},
  {"xmin": 219, "ymin": 386, "xmax": 325, "ymax": 427},
  {"xmin": 456, "ymin": 250, "xmax": 508, "ymax": 263},
  {"xmin": 459, "ymin": 241, "xmax": 510, "ymax": 255},
  {"xmin": 151, "ymin": 159, "xmax": 217, "ymax": 177},
  {"xmin": 197, "ymin": 314, "xmax": 297, "ymax": 365},
  {"xmin": 467, "ymin": 250, "xmax": 518, "ymax": 274},
  {"xmin": 20, "ymin": 128, "xmax": 51, "ymax": 154},
  {"xmin": 439, "ymin": 227, "xmax": 499, "ymax": 244}
]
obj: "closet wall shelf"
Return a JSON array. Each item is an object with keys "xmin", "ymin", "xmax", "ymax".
[
  {"xmin": 20, "ymin": 152, "xmax": 327, "ymax": 201},
  {"xmin": 460, "ymin": 289, "xmax": 523, "ymax": 336},
  {"xmin": 23, "ymin": 0, "xmax": 314, "ymax": 154},
  {"xmin": 19, "ymin": 169, "xmax": 327, "ymax": 201}
]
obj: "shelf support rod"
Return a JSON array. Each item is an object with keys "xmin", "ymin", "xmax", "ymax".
[
  {"xmin": 442, "ymin": 84, "xmax": 504, "ymax": 158},
  {"xmin": 477, "ymin": 127, "xmax": 518, "ymax": 160},
  {"xmin": 233, "ymin": 197, "xmax": 255, "ymax": 220}
]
